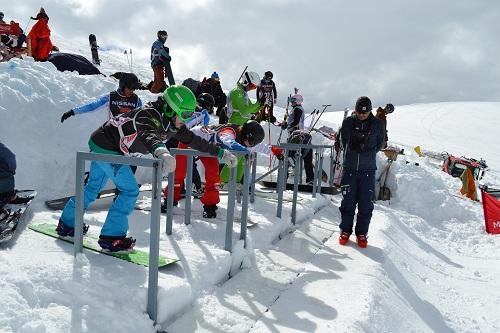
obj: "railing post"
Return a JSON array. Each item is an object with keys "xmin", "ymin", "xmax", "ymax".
[
  {"xmin": 184, "ymin": 156, "xmax": 193, "ymax": 225},
  {"xmin": 291, "ymin": 149, "xmax": 301, "ymax": 225},
  {"xmin": 312, "ymin": 148, "xmax": 319, "ymax": 198},
  {"xmin": 329, "ymin": 147, "xmax": 335, "ymax": 188},
  {"xmin": 166, "ymin": 169, "xmax": 175, "ymax": 235},
  {"xmin": 240, "ymin": 154, "xmax": 251, "ymax": 247},
  {"xmin": 74, "ymin": 152, "xmax": 85, "ymax": 256},
  {"xmin": 299, "ymin": 154, "xmax": 304, "ymax": 184},
  {"xmin": 276, "ymin": 158, "xmax": 284, "ymax": 218},
  {"xmin": 250, "ymin": 152, "xmax": 257, "ymax": 203},
  {"xmin": 318, "ymin": 150, "xmax": 325, "ymax": 194},
  {"xmin": 225, "ymin": 165, "xmax": 237, "ymax": 251}
]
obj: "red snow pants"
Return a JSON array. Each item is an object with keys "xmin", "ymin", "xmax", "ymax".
[{"xmin": 163, "ymin": 142, "xmax": 220, "ymax": 205}]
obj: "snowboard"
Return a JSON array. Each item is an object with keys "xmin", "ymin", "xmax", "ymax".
[
  {"xmin": 164, "ymin": 60, "xmax": 175, "ymax": 86},
  {"xmin": 0, "ymin": 190, "xmax": 37, "ymax": 243},
  {"xmin": 260, "ymin": 180, "xmax": 339, "ymax": 195},
  {"xmin": 45, "ymin": 184, "xmax": 152, "ymax": 210},
  {"xmin": 89, "ymin": 34, "xmax": 101, "ymax": 65},
  {"xmin": 29, "ymin": 223, "xmax": 179, "ymax": 268}
]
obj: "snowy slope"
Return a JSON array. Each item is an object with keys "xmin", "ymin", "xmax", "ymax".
[{"xmin": 1, "ymin": 39, "xmax": 500, "ymax": 333}]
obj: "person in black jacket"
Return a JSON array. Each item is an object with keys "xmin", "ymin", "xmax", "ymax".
[
  {"xmin": 338, "ymin": 96, "xmax": 385, "ymax": 248},
  {"xmin": 196, "ymin": 72, "xmax": 227, "ymax": 116},
  {"xmin": 0, "ymin": 142, "xmax": 33, "ymax": 211},
  {"xmin": 56, "ymin": 85, "xmax": 236, "ymax": 252},
  {"xmin": 256, "ymin": 71, "xmax": 277, "ymax": 123}
]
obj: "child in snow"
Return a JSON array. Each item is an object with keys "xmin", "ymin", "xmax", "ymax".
[
  {"xmin": 56, "ymin": 85, "xmax": 237, "ymax": 251},
  {"xmin": 196, "ymin": 72, "xmax": 227, "ymax": 117},
  {"xmin": 162, "ymin": 120, "xmax": 284, "ymax": 218},
  {"xmin": 256, "ymin": 70, "xmax": 277, "ymax": 123},
  {"xmin": 0, "ymin": 142, "xmax": 33, "ymax": 211},
  {"xmin": 60, "ymin": 73, "xmax": 142, "ymax": 122}
]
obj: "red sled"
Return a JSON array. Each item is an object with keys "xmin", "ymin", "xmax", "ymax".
[{"xmin": 481, "ymin": 188, "xmax": 500, "ymax": 234}]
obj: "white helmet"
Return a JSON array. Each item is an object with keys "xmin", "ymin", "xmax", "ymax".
[
  {"xmin": 290, "ymin": 94, "xmax": 303, "ymax": 106},
  {"xmin": 241, "ymin": 71, "xmax": 260, "ymax": 88}
]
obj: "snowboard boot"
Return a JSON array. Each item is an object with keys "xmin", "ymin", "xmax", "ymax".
[
  {"xmin": 98, "ymin": 235, "xmax": 136, "ymax": 252},
  {"xmin": 339, "ymin": 231, "xmax": 350, "ymax": 245},
  {"xmin": 160, "ymin": 198, "xmax": 178, "ymax": 213},
  {"xmin": 56, "ymin": 220, "xmax": 89, "ymax": 238},
  {"xmin": 356, "ymin": 234, "xmax": 368, "ymax": 248},
  {"xmin": 203, "ymin": 205, "xmax": 218, "ymax": 219}
]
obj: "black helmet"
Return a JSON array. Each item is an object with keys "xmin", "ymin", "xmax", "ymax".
[
  {"xmin": 264, "ymin": 71, "xmax": 273, "ymax": 79},
  {"xmin": 119, "ymin": 73, "xmax": 140, "ymax": 91},
  {"xmin": 197, "ymin": 93, "xmax": 215, "ymax": 112},
  {"xmin": 355, "ymin": 96, "xmax": 372, "ymax": 113},
  {"xmin": 157, "ymin": 30, "xmax": 168, "ymax": 42},
  {"xmin": 385, "ymin": 103, "xmax": 394, "ymax": 114},
  {"xmin": 240, "ymin": 120, "xmax": 265, "ymax": 146}
]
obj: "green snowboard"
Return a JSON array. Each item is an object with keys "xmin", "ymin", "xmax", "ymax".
[{"xmin": 29, "ymin": 223, "xmax": 179, "ymax": 268}]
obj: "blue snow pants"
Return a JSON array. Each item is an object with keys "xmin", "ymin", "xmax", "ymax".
[
  {"xmin": 60, "ymin": 160, "xmax": 139, "ymax": 237},
  {"xmin": 339, "ymin": 169, "xmax": 375, "ymax": 236}
]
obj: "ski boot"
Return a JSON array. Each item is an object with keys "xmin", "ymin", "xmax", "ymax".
[
  {"xmin": 160, "ymin": 198, "xmax": 178, "ymax": 213},
  {"xmin": 339, "ymin": 231, "xmax": 350, "ymax": 245},
  {"xmin": 98, "ymin": 235, "xmax": 136, "ymax": 252},
  {"xmin": 356, "ymin": 234, "xmax": 368, "ymax": 248},
  {"xmin": 56, "ymin": 220, "xmax": 89, "ymax": 237},
  {"xmin": 203, "ymin": 205, "xmax": 218, "ymax": 218}
]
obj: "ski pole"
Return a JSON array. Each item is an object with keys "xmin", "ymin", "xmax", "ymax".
[
  {"xmin": 23, "ymin": 17, "xmax": 32, "ymax": 35},
  {"xmin": 236, "ymin": 65, "xmax": 248, "ymax": 85},
  {"xmin": 308, "ymin": 104, "xmax": 331, "ymax": 135}
]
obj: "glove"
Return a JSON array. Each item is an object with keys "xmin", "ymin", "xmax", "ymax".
[
  {"xmin": 281, "ymin": 122, "xmax": 288, "ymax": 130},
  {"xmin": 60, "ymin": 110, "xmax": 75, "ymax": 123},
  {"xmin": 271, "ymin": 146, "xmax": 284, "ymax": 160},
  {"xmin": 202, "ymin": 109, "xmax": 210, "ymax": 125},
  {"xmin": 154, "ymin": 147, "xmax": 176, "ymax": 174},
  {"xmin": 220, "ymin": 150, "xmax": 237, "ymax": 168}
]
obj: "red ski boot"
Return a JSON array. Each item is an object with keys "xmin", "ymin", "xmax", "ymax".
[
  {"xmin": 339, "ymin": 231, "xmax": 350, "ymax": 245},
  {"xmin": 356, "ymin": 234, "xmax": 368, "ymax": 248}
]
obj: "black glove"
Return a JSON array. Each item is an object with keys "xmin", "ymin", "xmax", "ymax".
[
  {"xmin": 281, "ymin": 122, "xmax": 288, "ymax": 130},
  {"xmin": 61, "ymin": 110, "xmax": 75, "ymax": 123}
]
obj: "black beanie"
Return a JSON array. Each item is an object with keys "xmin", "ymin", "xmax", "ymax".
[{"xmin": 355, "ymin": 96, "xmax": 372, "ymax": 113}]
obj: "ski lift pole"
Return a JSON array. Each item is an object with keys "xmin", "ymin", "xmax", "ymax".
[{"xmin": 130, "ymin": 48, "xmax": 133, "ymax": 71}]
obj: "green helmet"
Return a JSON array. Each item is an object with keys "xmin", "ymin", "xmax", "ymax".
[{"xmin": 162, "ymin": 85, "xmax": 197, "ymax": 121}]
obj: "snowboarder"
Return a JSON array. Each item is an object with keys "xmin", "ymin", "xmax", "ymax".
[
  {"xmin": 338, "ymin": 96, "xmax": 385, "ymax": 248},
  {"xmin": 163, "ymin": 120, "xmax": 283, "ymax": 217},
  {"xmin": 280, "ymin": 95, "xmax": 315, "ymax": 184},
  {"xmin": 220, "ymin": 71, "xmax": 262, "ymax": 183},
  {"xmin": 149, "ymin": 30, "xmax": 171, "ymax": 93},
  {"xmin": 27, "ymin": 8, "xmax": 58, "ymax": 61},
  {"xmin": 196, "ymin": 72, "xmax": 227, "ymax": 116},
  {"xmin": 0, "ymin": 142, "xmax": 33, "ymax": 211},
  {"xmin": 56, "ymin": 85, "xmax": 237, "ymax": 251},
  {"xmin": 374, "ymin": 103, "xmax": 394, "ymax": 149},
  {"xmin": 60, "ymin": 73, "xmax": 142, "ymax": 122},
  {"xmin": 256, "ymin": 70, "xmax": 277, "ymax": 123}
]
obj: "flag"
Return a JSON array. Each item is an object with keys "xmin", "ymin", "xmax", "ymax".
[{"xmin": 481, "ymin": 190, "xmax": 500, "ymax": 234}]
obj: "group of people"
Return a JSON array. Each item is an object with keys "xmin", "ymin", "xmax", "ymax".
[{"xmin": 0, "ymin": 8, "xmax": 58, "ymax": 62}]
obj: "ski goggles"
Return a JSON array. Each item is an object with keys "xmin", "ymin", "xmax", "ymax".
[{"xmin": 177, "ymin": 109, "xmax": 195, "ymax": 122}]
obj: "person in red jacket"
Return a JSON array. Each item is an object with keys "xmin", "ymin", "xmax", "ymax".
[{"xmin": 27, "ymin": 8, "xmax": 57, "ymax": 61}]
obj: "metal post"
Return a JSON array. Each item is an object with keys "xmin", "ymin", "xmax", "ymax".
[
  {"xmin": 166, "ymin": 170, "xmax": 175, "ymax": 235},
  {"xmin": 74, "ymin": 153, "xmax": 85, "ymax": 256},
  {"xmin": 318, "ymin": 150, "xmax": 325, "ymax": 194},
  {"xmin": 240, "ymin": 155, "xmax": 251, "ymax": 247},
  {"xmin": 283, "ymin": 148, "xmax": 289, "ymax": 187},
  {"xmin": 225, "ymin": 166, "xmax": 237, "ymax": 251},
  {"xmin": 312, "ymin": 148, "xmax": 319, "ymax": 198},
  {"xmin": 184, "ymin": 157, "xmax": 193, "ymax": 225},
  {"xmin": 329, "ymin": 147, "xmax": 335, "ymax": 188},
  {"xmin": 291, "ymin": 149, "xmax": 301, "ymax": 225},
  {"xmin": 277, "ymin": 158, "xmax": 284, "ymax": 218},
  {"xmin": 299, "ymin": 156, "xmax": 304, "ymax": 184},
  {"xmin": 250, "ymin": 153, "xmax": 257, "ymax": 203},
  {"xmin": 147, "ymin": 160, "xmax": 162, "ymax": 323}
]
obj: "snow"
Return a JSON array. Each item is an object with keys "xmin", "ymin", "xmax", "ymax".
[{"xmin": 1, "ymin": 37, "xmax": 499, "ymax": 333}]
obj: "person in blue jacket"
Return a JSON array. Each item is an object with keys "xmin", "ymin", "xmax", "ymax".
[
  {"xmin": 149, "ymin": 30, "xmax": 170, "ymax": 93},
  {"xmin": 60, "ymin": 73, "xmax": 142, "ymax": 122},
  {"xmin": 338, "ymin": 96, "xmax": 385, "ymax": 248}
]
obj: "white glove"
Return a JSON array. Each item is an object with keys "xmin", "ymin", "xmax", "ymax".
[
  {"xmin": 221, "ymin": 150, "xmax": 237, "ymax": 168},
  {"xmin": 154, "ymin": 147, "xmax": 176, "ymax": 174}
]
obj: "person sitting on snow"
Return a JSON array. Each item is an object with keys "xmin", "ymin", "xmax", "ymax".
[
  {"xmin": 56, "ymin": 85, "xmax": 237, "ymax": 252},
  {"xmin": 60, "ymin": 73, "xmax": 142, "ymax": 123},
  {"xmin": 162, "ymin": 120, "xmax": 284, "ymax": 218},
  {"xmin": 0, "ymin": 142, "xmax": 34, "ymax": 212}
]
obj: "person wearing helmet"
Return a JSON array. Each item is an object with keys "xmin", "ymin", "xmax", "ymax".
[
  {"xmin": 149, "ymin": 30, "xmax": 171, "ymax": 93},
  {"xmin": 166, "ymin": 120, "xmax": 283, "ymax": 218},
  {"xmin": 375, "ymin": 103, "xmax": 395, "ymax": 149},
  {"xmin": 256, "ymin": 70, "xmax": 278, "ymax": 123},
  {"xmin": 60, "ymin": 73, "xmax": 142, "ymax": 123},
  {"xmin": 338, "ymin": 96, "xmax": 385, "ymax": 249},
  {"xmin": 56, "ymin": 85, "xmax": 237, "ymax": 251},
  {"xmin": 281, "ymin": 94, "xmax": 305, "ymax": 134},
  {"xmin": 196, "ymin": 71, "xmax": 227, "ymax": 117}
]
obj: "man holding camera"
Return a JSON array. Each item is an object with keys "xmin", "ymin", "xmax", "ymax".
[{"xmin": 338, "ymin": 96, "xmax": 385, "ymax": 248}]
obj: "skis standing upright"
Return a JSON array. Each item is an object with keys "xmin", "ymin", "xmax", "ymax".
[
  {"xmin": 89, "ymin": 34, "xmax": 101, "ymax": 65},
  {"xmin": 164, "ymin": 59, "xmax": 175, "ymax": 86}
]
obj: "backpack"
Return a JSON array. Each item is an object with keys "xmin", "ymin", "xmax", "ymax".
[{"xmin": 182, "ymin": 78, "xmax": 200, "ymax": 94}]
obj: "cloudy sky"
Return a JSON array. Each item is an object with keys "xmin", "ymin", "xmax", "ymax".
[{"xmin": 4, "ymin": 0, "xmax": 500, "ymax": 110}]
